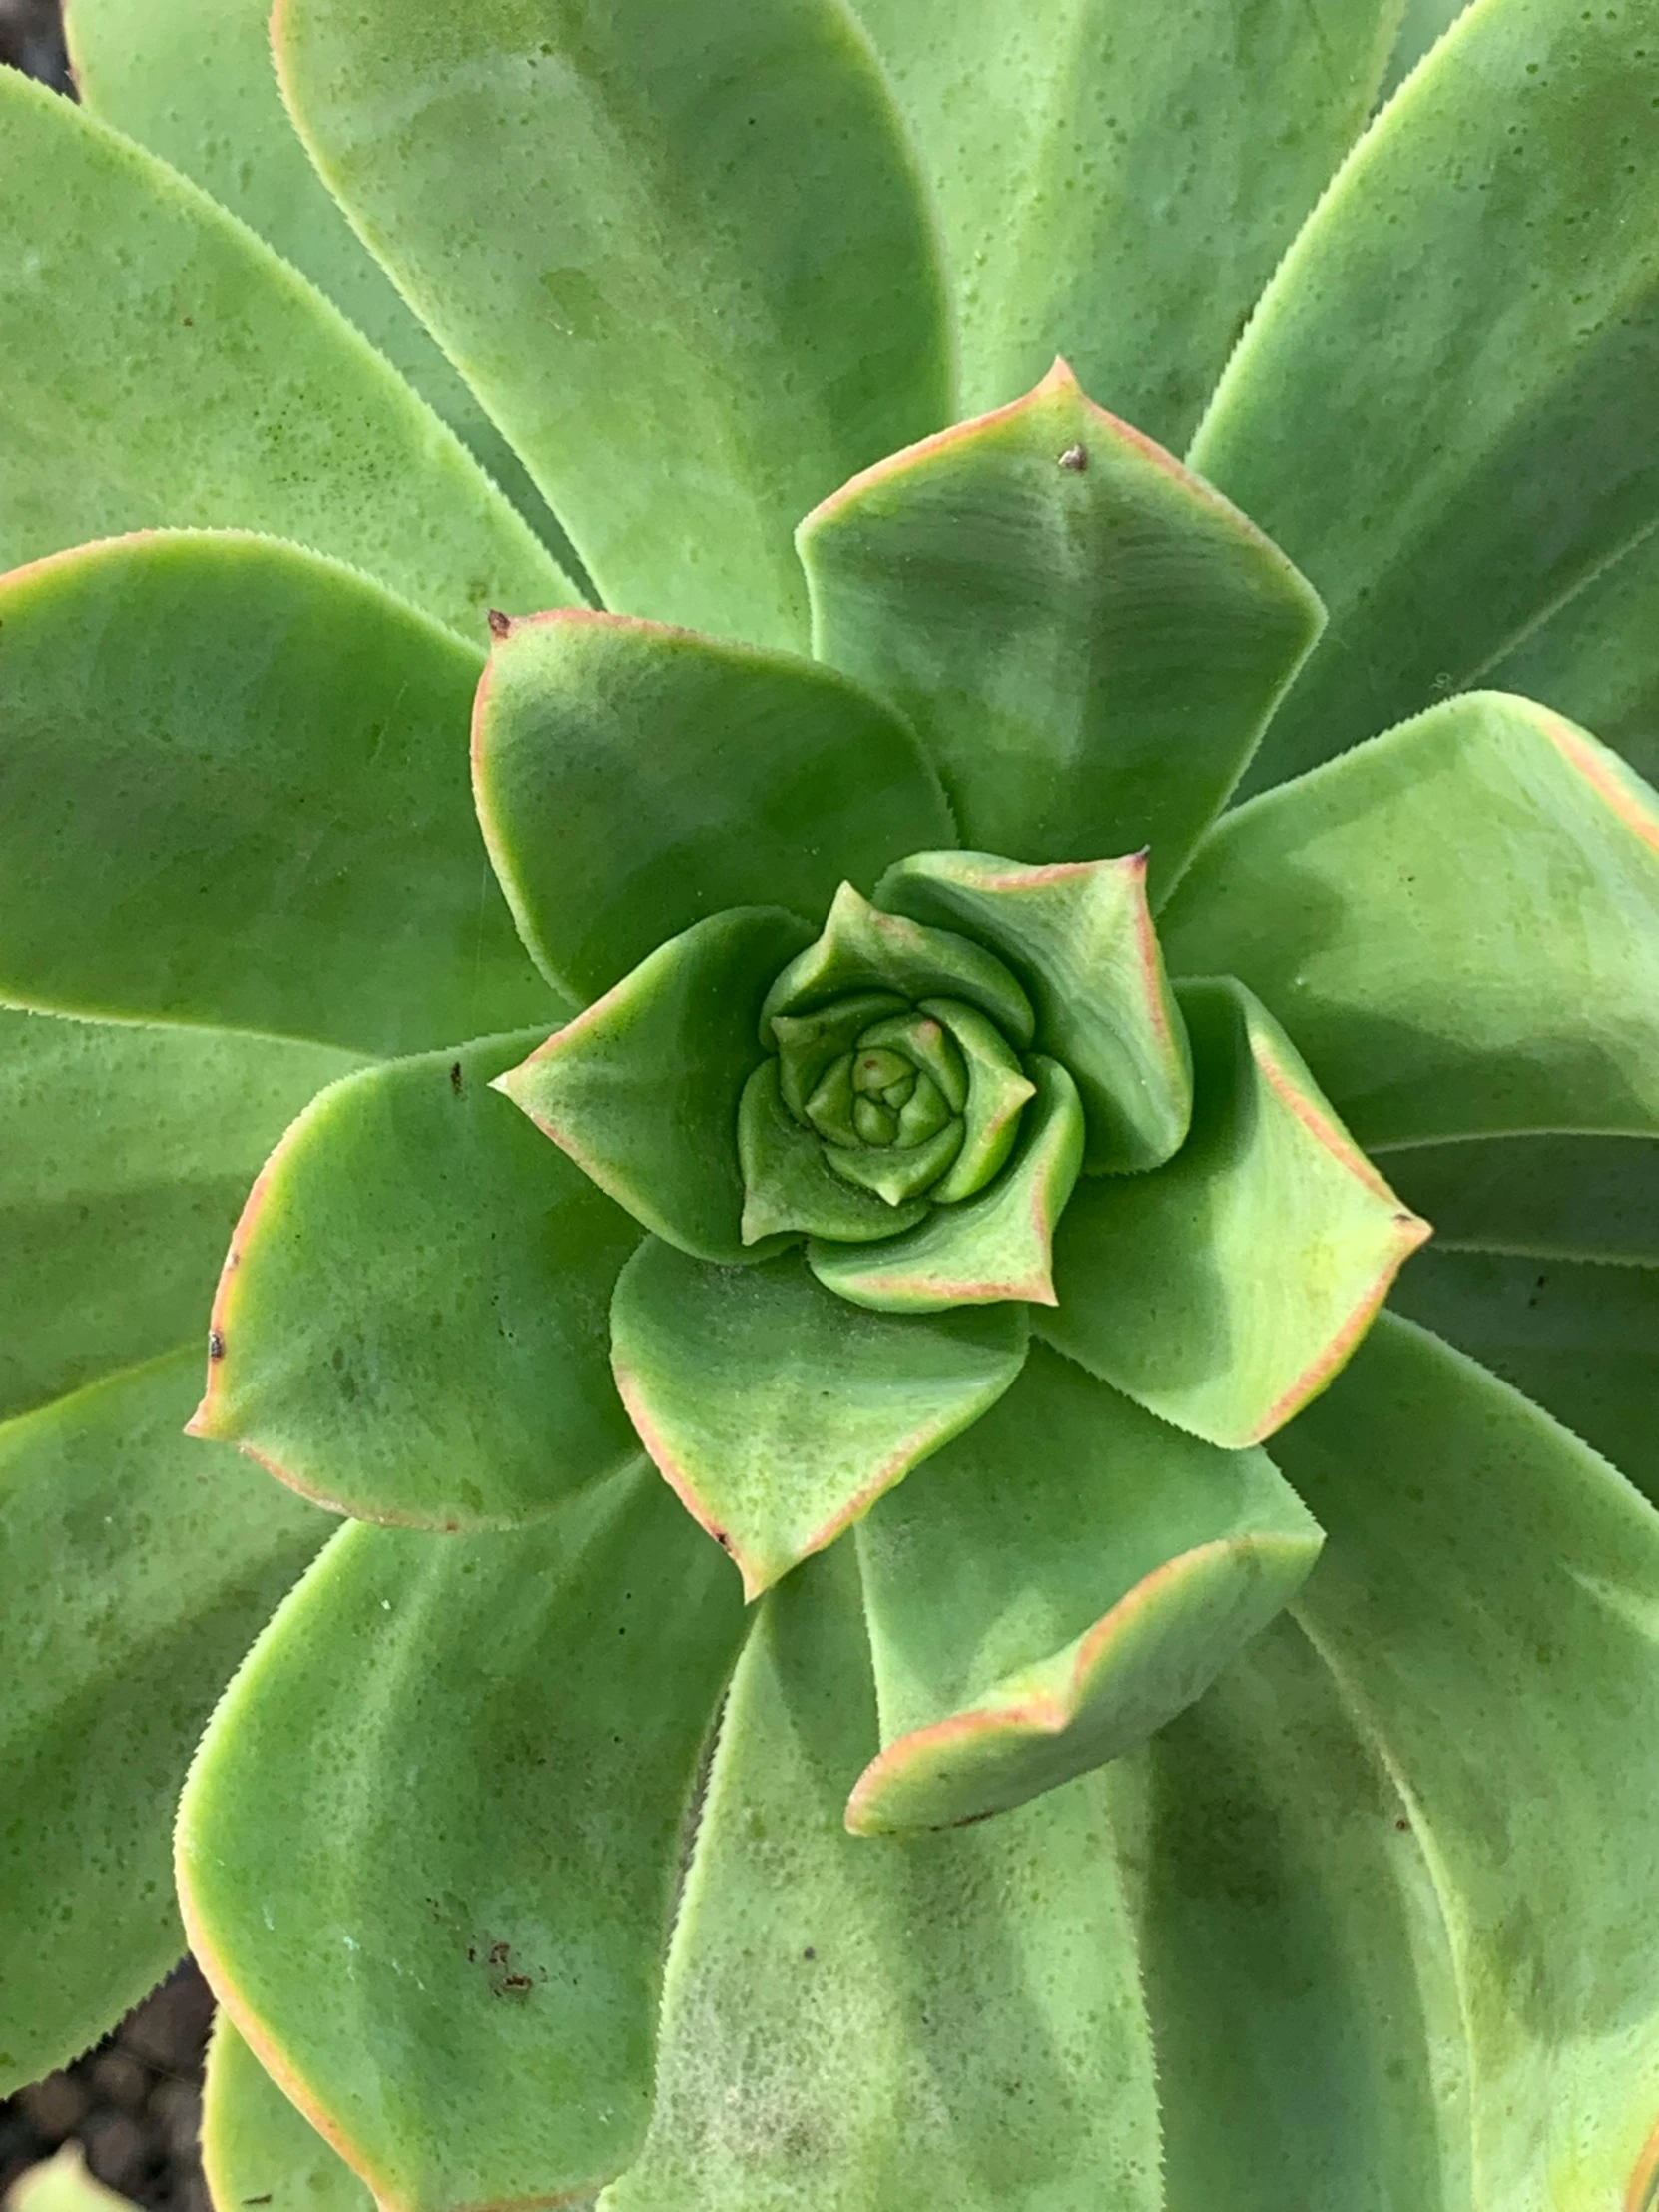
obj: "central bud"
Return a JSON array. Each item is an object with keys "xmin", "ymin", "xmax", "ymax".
[
  {"xmin": 778, "ymin": 993, "xmax": 1031, "ymax": 1208},
  {"xmin": 736, "ymin": 878, "xmax": 1047, "ymax": 1253}
]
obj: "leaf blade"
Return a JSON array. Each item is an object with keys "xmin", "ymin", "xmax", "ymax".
[
  {"xmin": 274, "ymin": 0, "xmax": 950, "ymax": 651},
  {"xmin": 177, "ymin": 1465, "xmax": 745, "ymax": 2212},
  {"xmin": 0, "ymin": 533, "xmax": 555, "ymax": 1054},
  {"xmin": 609, "ymin": 1242, "xmax": 1028, "ymax": 1598},
  {"xmin": 0, "ymin": 70, "xmax": 570, "ymax": 638}
]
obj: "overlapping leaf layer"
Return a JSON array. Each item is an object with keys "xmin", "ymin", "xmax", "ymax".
[{"xmin": 7, "ymin": 0, "xmax": 1659, "ymax": 2206}]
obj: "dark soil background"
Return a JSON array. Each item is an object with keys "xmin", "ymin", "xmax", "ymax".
[
  {"xmin": 0, "ymin": 0, "xmax": 70, "ymax": 92},
  {"xmin": 0, "ymin": 1967, "xmax": 213, "ymax": 2212},
  {"xmin": 0, "ymin": 30, "xmax": 215, "ymax": 2212}
]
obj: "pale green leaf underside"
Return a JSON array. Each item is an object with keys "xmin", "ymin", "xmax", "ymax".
[
  {"xmin": 498, "ymin": 909, "xmax": 813, "ymax": 1266},
  {"xmin": 851, "ymin": 0, "xmax": 1402, "ymax": 450},
  {"xmin": 274, "ymin": 0, "xmax": 950, "ymax": 652},
  {"xmin": 0, "ymin": 1009, "xmax": 358, "ymax": 1426},
  {"xmin": 0, "ymin": 70, "xmax": 569, "ymax": 640},
  {"xmin": 1162, "ymin": 692, "xmax": 1659, "ymax": 1147},
  {"xmin": 1387, "ymin": 1245, "xmax": 1659, "ymax": 1513},
  {"xmin": 1191, "ymin": 0, "xmax": 1659, "ymax": 794},
  {"xmin": 800, "ymin": 362, "xmax": 1323, "ymax": 900},
  {"xmin": 1042, "ymin": 979, "xmax": 1426, "ymax": 1447},
  {"xmin": 1114, "ymin": 1613, "xmax": 1472, "ymax": 2210},
  {"xmin": 192, "ymin": 1032, "xmax": 639, "ymax": 1529},
  {"xmin": 65, "ymin": 0, "xmax": 581, "ymax": 575},
  {"xmin": 202, "ymin": 2017, "xmax": 373, "ymax": 2212},
  {"xmin": 473, "ymin": 612, "xmax": 952, "ymax": 1003},
  {"xmin": 609, "ymin": 1241, "xmax": 1028, "ymax": 1598},
  {"xmin": 0, "ymin": 1349, "xmax": 326, "ymax": 2096},
  {"xmin": 601, "ymin": 1545, "xmax": 1162, "ymax": 2212},
  {"xmin": 178, "ymin": 1465, "xmax": 745, "ymax": 2212},
  {"xmin": 0, "ymin": 533, "xmax": 555, "ymax": 1056},
  {"xmin": 850, "ymin": 1342, "xmax": 1322, "ymax": 1832},
  {"xmin": 7, "ymin": 2149, "xmax": 140, "ymax": 2212},
  {"xmin": 1280, "ymin": 1314, "xmax": 1659, "ymax": 2211}
]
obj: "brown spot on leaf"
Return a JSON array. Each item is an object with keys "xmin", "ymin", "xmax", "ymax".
[
  {"xmin": 449, "ymin": 1060, "xmax": 464, "ymax": 1095},
  {"xmin": 208, "ymin": 1329, "xmax": 225, "ymax": 1361},
  {"xmin": 486, "ymin": 608, "xmax": 512, "ymax": 639},
  {"xmin": 1058, "ymin": 443, "xmax": 1088, "ymax": 472}
]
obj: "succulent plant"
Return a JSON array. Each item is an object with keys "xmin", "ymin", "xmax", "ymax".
[{"xmin": 5, "ymin": 0, "xmax": 1659, "ymax": 2205}]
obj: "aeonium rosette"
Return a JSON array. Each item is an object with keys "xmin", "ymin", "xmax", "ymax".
[{"xmin": 184, "ymin": 365, "xmax": 1458, "ymax": 1843}]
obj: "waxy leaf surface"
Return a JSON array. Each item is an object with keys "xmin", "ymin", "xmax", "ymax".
[
  {"xmin": 0, "ymin": 71, "xmax": 568, "ymax": 637},
  {"xmin": 0, "ymin": 534, "xmax": 554, "ymax": 1054},
  {"xmin": 473, "ymin": 613, "xmax": 951, "ymax": 1002},
  {"xmin": 1380, "ymin": 1132, "xmax": 1659, "ymax": 1265},
  {"xmin": 68, "ymin": 0, "xmax": 579, "ymax": 568},
  {"xmin": 1279, "ymin": 1315, "xmax": 1659, "ymax": 2210},
  {"xmin": 1191, "ymin": 0, "xmax": 1659, "ymax": 792},
  {"xmin": 203, "ymin": 2019, "xmax": 372, "ymax": 2212},
  {"xmin": 1116, "ymin": 1615, "xmax": 1472, "ymax": 2211},
  {"xmin": 0, "ymin": 1350, "xmax": 325, "ymax": 2094},
  {"xmin": 879, "ymin": 849, "xmax": 1192, "ymax": 1171},
  {"xmin": 850, "ymin": 1343, "xmax": 1322, "ymax": 1832},
  {"xmin": 602, "ymin": 1548, "xmax": 1162, "ymax": 2212},
  {"xmin": 0, "ymin": 1010, "xmax": 357, "ymax": 1426},
  {"xmin": 1388, "ymin": 1246, "xmax": 1659, "ymax": 1512},
  {"xmin": 609, "ymin": 1242, "xmax": 1028, "ymax": 1598},
  {"xmin": 498, "ymin": 909, "xmax": 812, "ymax": 1266},
  {"xmin": 850, "ymin": 0, "xmax": 1401, "ymax": 447},
  {"xmin": 191, "ymin": 1033, "xmax": 639, "ymax": 1528},
  {"xmin": 1162, "ymin": 693, "xmax": 1659, "ymax": 1146},
  {"xmin": 179, "ymin": 1464, "xmax": 744, "ymax": 2212},
  {"xmin": 807, "ymin": 1056, "xmax": 1084, "ymax": 1314},
  {"xmin": 801, "ymin": 363, "xmax": 1323, "ymax": 896},
  {"xmin": 275, "ymin": 0, "xmax": 948, "ymax": 651},
  {"xmin": 1043, "ymin": 980, "xmax": 1427, "ymax": 1446}
]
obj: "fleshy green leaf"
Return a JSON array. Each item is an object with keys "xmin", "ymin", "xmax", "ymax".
[
  {"xmin": 0, "ymin": 534, "xmax": 555, "ymax": 1054},
  {"xmin": 472, "ymin": 612, "xmax": 952, "ymax": 1002},
  {"xmin": 273, "ymin": 0, "xmax": 949, "ymax": 651},
  {"xmin": 848, "ymin": 1342, "xmax": 1322, "ymax": 1833},
  {"xmin": 879, "ymin": 849, "xmax": 1193, "ymax": 1170},
  {"xmin": 1161, "ymin": 692, "xmax": 1659, "ymax": 1146},
  {"xmin": 1278, "ymin": 1313, "xmax": 1659, "ymax": 2210},
  {"xmin": 763, "ymin": 882, "xmax": 1034, "ymax": 1042},
  {"xmin": 178, "ymin": 1463, "xmax": 744, "ymax": 2212},
  {"xmin": 0, "ymin": 1009, "xmax": 358, "ymax": 1427},
  {"xmin": 67, "ymin": 0, "xmax": 580, "ymax": 572},
  {"xmin": 920, "ymin": 1001, "xmax": 1031, "ymax": 1203},
  {"xmin": 0, "ymin": 70, "xmax": 569, "ymax": 639},
  {"xmin": 600, "ymin": 1546, "xmax": 1162, "ymax": 2212},
  {"xmin": 849, "ymin": 0, "xmax": 1401, "ymax": 449},
  {"xmin": 808, "ymin": 1057, "xmax": 1084, "ymax": 1314},
  {"xmin": 202, "ymin": 2017, "xmax": 373, "ymax": 2212},
  {"xmin": 1379, "ymin": 1132, "xmax": 1659, "ymax": 1265},
  {"xmin": 497, "ymin": 909, "xmax": 812, "ymax": 1266},
  {"xmin": 1041, "ymin": 980, "xmax": 1428, "ymax": 1447},
  {"xmin": 1387, "ymin": 1246, "xmax": 1659, "ymax": 1512},
  {"xmin": 800, "ymin": 362, "xmax": 1324, "ymax": 895},
  {"xmin": 1189, "ymin": 0, "xmax": 1659, "ymax": 794},
  {"xmin": 0, "ymin": 1349, "xmax": 325, "ymax": 2095},
  {"xmin": 608, "ymin": 1242, "xmax": 1028, "ymax": 1598},
  {"xmin": 190, "ymin": 1033, "xmax": 639, "ymax": 1529},
  {"xmin": 1488, "ymin": 523, "xmax": 1659, "ymax": 792},
  {"xmin": 1115, "ymin": 1614, "xmax": 1473, "ymax": 2210}
]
